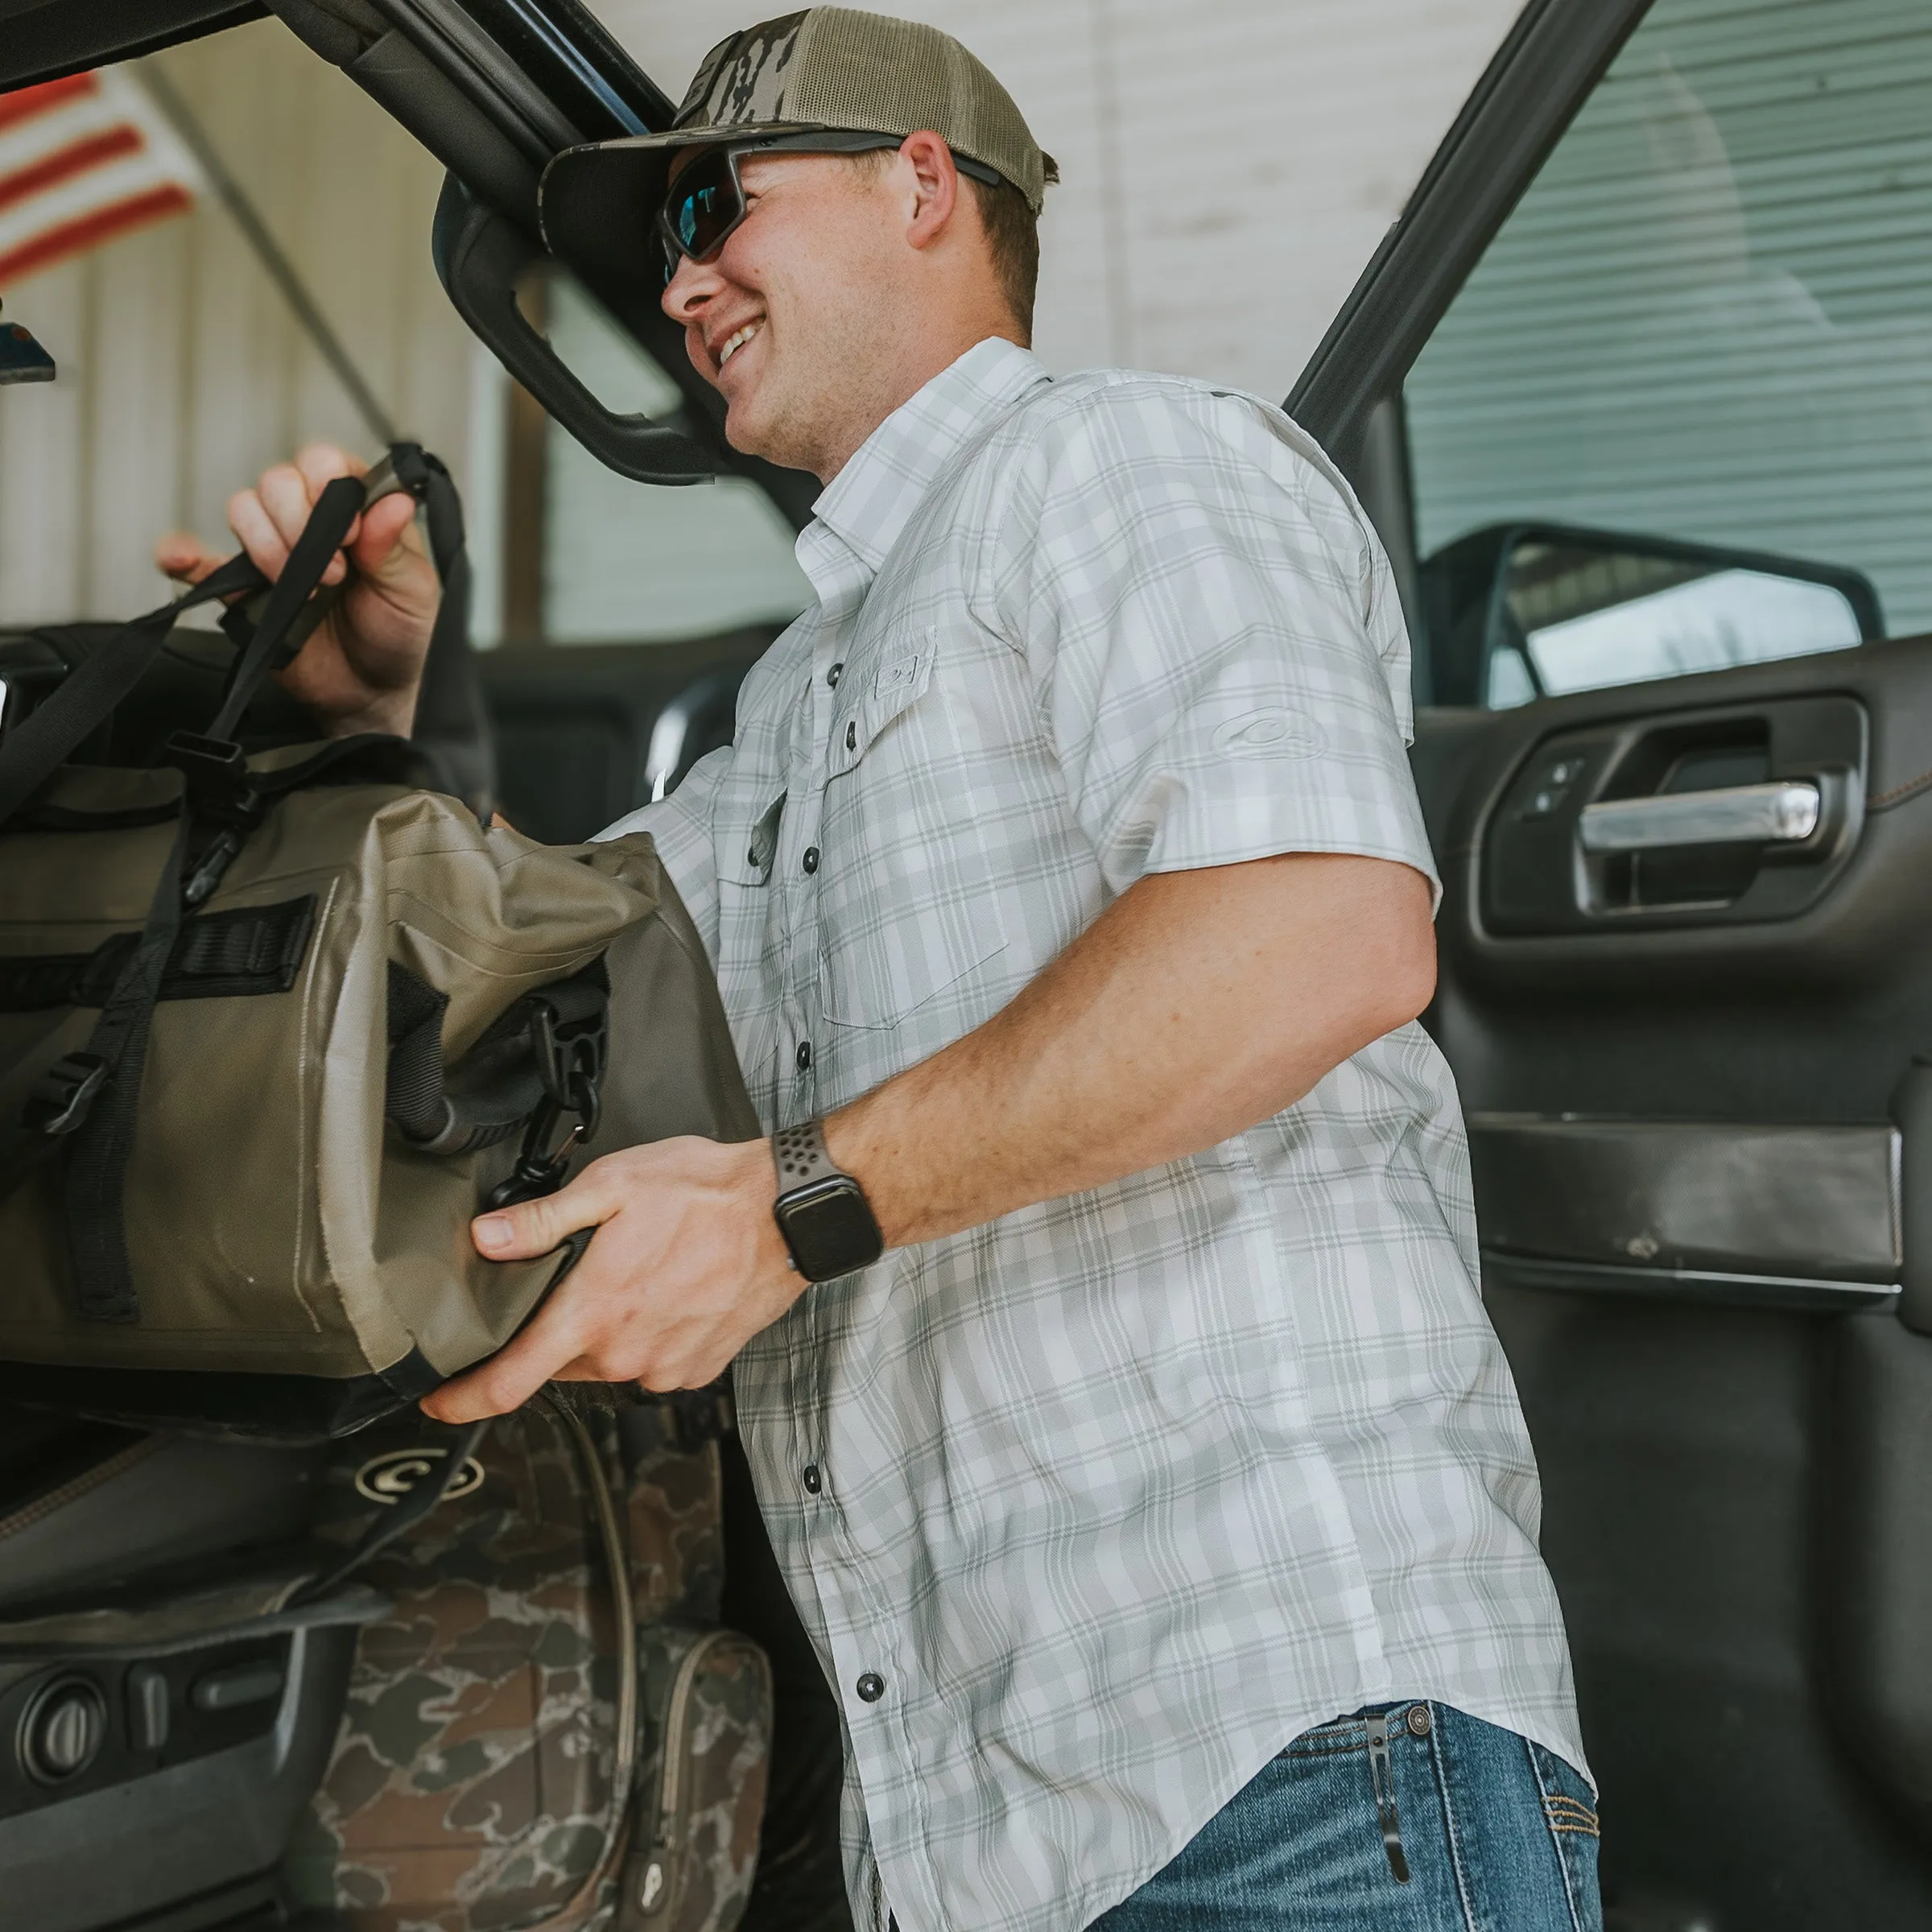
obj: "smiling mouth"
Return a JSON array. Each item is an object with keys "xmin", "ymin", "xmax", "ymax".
[{"xmin": 717, "ymin": 319, "xmax": 763, "ymax": 369}]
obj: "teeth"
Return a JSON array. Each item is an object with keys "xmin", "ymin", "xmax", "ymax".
[{"xmin": 719, "ymin": 320, "xmax": 762, "ymax": 366}]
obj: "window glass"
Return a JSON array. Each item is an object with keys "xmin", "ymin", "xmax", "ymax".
[
  {"xmin": 539, "ymin": 280, "xmax": 811, "ymax": 645},
  {"xmin": 1406, "ymin": 0, "xmax": 1932, "ymax": 702}
]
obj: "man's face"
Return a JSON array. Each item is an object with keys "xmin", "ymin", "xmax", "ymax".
[{"xmin": 661, "ymin": 148, "xmax": 910, "ymax": 477}]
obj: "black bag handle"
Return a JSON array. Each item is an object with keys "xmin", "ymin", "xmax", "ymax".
[
  {"xmin": 0, "ymin": 551, "xmax": 260, "ymax": 829},
  {"xmin": 0, "ymin": 446, "xmax": 481, "ymax": 829}
]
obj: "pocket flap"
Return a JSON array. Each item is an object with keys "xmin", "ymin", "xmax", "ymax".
[
  {"xmin": 720, "ymin": 791, "xmax": 786, "ymax": 887},
  {"xmin": 828, "ymin": 638, "xmax": 935, "ymax": 778}
]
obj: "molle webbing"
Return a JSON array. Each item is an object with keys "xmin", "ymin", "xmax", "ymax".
[{"xmin": 0, "ymin": 898, "xmax": 318, "ymax": 1013}]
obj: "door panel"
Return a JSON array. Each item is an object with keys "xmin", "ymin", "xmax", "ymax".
[
  {"xmin": 1410, "ymin": 631, "xmax": 1932, "ymax": 1925},
  {"xmin": 477, "ymin": 632, "xmax": 772, "ymax": 845}
]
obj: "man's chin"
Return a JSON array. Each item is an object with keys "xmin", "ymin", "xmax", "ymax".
[{"xmin": 721, "ymin": 386, "xmax": 799, "ymax": 470}]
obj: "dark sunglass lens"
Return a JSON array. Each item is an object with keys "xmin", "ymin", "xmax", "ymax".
[{"xmin": 666, "ymin": 152, "xmax": 739, "ymax": 261}]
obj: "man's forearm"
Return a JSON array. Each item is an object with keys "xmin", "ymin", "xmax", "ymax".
[{"xmin": 823, "ymin": 850, "xmax": 1437, "ymax": 1249}]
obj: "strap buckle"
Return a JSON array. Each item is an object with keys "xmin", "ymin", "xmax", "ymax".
[
  {"xmin": 164, "ymin": 731, "xmax": 262, "ymax": 827},
  {"xmin": 484, "ymin": 997, "xmax": 608, "ymax": 1212},
  {"xmin": 530, "ymin": 996, "xmax": 605, "ymax": 1121},
  {"xmin": 24, "ymin": 1051, "xmax": 109, "ymax": 1136}
]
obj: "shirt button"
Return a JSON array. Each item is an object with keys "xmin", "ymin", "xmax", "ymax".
[
  {"xmin": 795, "ymin": 1041, "xmax": 812, "ymax": 1072},
  {"xmin": 802, "ymin": 1463, "xmax": 822, "ymax": 1494},
  {"xmin": 827, "ymin": 662, "xmax": 844, "ymax": 688},
  {"xmin": 845, "ymin": 721, "xmax": 857, "ymax": 752},
  {"xmin": 855, "ymin": 1671, "xmax": 885, "ymax": 1703},
  {"xmin": 803, "ymin": 846, "xmax": 819, "ymax": 874}
]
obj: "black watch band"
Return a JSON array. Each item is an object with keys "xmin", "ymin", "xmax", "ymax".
[{"xmin": 772, "ymin": 1119, "xmax": 885, "ymax": 1283}]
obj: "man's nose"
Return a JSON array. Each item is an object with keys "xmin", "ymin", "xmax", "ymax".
[{"xmin": 662, "ymin": 252, "xmax": 722, "ymax": 323}]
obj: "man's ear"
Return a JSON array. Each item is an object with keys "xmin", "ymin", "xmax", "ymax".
[{"xmin": 901, "ymin": 129, "xmax": 960, "ymax": 250}]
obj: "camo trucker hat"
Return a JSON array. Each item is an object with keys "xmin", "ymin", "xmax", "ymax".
[{"xmin": 539, "ymin": 8, "xmax": 1056, "ymax": 282}]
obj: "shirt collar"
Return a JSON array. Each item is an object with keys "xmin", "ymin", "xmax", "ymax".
[{"xmin": 797, "ymin": 337, "xmax": 1050, "ymax": 604}]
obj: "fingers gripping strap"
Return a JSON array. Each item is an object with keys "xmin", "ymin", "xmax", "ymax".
[{"xmin": 208, "ymin": 474, "xmax": 365, "ymax": 741}]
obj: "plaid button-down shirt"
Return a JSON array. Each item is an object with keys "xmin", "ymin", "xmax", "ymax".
[{"xmin": 604, "ymin": 339, "xmax": 1584, "ymax": 1932}]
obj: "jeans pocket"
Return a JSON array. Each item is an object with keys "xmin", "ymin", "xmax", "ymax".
[{"xmin": 1529, "ymin": 1742, "xmax": 1603, "ymax": 1932}]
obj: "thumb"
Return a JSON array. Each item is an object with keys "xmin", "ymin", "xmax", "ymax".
[
  {"xmin": 154, "ymin": 533, "xmax": 230, "ymax": 588},
  {"xmin": 473, "ymin": 1165, "xmax": 617, "ymax": 1261},
  {"xmin": 348, "ymin": 492, "xmax": 423, "ymax": 587}
]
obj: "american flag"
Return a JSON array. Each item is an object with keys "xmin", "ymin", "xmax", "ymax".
[{"xmin": 0, "ymin": 68, "xmax": 201, "ymax": 287}]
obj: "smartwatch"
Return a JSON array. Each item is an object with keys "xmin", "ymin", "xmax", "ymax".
[{"xmin": 772, "ymin": 1118, "xmax": 885, "ymax": 1282}]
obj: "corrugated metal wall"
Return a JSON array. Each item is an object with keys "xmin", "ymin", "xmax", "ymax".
[
  {"xmin": 0, "ymin": 19, "xmax": 471, "ymax": 628},
  {"xmin": 1408, "ymin": 0, "xmax": 1932, "ymax": 636}
]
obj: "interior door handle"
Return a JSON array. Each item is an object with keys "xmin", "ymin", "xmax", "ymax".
[{"xmin": 1579, "ymin": 781, "xmax": 1822, "ymax": 853}]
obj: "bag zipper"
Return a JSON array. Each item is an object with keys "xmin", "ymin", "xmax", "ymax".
[{"xmin": 638, "ymin": 1629, "xmax": 734, "ymax": 1914}]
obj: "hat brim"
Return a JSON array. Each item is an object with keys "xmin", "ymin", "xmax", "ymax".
[{"xmin": 539, "ymin": 124, "xmax": 836, "ymax": 289}]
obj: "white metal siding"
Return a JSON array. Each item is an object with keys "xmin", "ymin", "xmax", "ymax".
[
  {"xmin": 597, "ymin": 0, "xmax": 1527, "ymax": 399},
  {"xmin": 1408, "ymin": 0, "xmax": 1932, "ymax": 637},
  {"xmin": 544, "ymin": 0, "xmax": 1525, "ymax": 640},
  {"xmin": 0, "ymin": 1, "xmax": 1528, "ymax": 632},
  {"xmin": 0, "ymin": 20, "xmax": 471, "ymax": 626}
]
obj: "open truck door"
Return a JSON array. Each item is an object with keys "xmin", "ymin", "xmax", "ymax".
[{"xmin": 1290, "ymin": 1, "xmax": 1932, "ymax": 1923}]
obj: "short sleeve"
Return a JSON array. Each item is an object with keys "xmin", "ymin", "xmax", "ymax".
[
  {"xmin": 979, "ymin": 382, "xmax": 1439, "ymax": 906},
  {"xmin": 595, "ymin": 743, "xmax": 729, "ymax": 959}
]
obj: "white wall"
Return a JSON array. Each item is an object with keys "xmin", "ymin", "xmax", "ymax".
[
  {"xmin": 0, "ymin": 0, "xmax": 1525, "ymax": 629},
  {"xmin": 594, "ymin": 0, "xmax": 1527, "ymax": 399},
  {"xmin": 0, "ymin": 21, "xmax": 470, "ymax": 627}
]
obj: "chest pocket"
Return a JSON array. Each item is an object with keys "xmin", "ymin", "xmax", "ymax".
[
  {"xmin": 818, "ymin": 637, "xmax": 1007, "ymax": 1030},
  {"xmin": 722, "ymin": 790, "xmax": 787, "ymax": 888}
]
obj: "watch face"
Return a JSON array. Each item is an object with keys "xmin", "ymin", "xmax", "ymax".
[{"xmin": 778, "ymin": 1178, "xmax": 884, "ymax": 1282}]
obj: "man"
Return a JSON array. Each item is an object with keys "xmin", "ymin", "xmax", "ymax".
[{"xmin": 161, "ymin": 10, "xmax": 1600, "ymax": 1928}]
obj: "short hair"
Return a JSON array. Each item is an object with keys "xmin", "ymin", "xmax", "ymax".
[
  {"xmin": 967, "ymin": 172, "xmax": 1040, "ymax": 341},
  {"xmin": 849, "ymin": 148, "xmax": 1041, "ymax": 341}
]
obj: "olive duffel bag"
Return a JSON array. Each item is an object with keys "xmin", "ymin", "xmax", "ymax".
[{"xmin": 0, "ymin": 456, "xmax": 756, "ymax": 1439}]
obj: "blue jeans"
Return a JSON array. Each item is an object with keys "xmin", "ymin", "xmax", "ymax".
[{"xmin": 1090, "ymin": 1703, "xmax": 1602, "ymax": 1931}]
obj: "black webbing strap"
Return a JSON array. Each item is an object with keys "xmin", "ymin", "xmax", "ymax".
[
  {"xmin": 208, "ymin": 476, "xmax": 365, "ymax": 741},
  {"xmin": 0, "ymin": 897, "xmax": 318, "ymax": 1013},
  {"xmin": 60, "ymin": 821, "xmax": 188, "ymax": 1320},
  {"xmin": 383, "ymin": 959, "xmax": 609, "ymax": 1161},
  {"xmin": 390, "ymin": 443, "xmax": 493, "ymax": 817},
  {"xmin": 0, "ymin": 552, "xmax": 260, "ymax": 829},
  {"xmin": 288, "ymin": 1418, "xmax": 490, "ymax": 1609},
  {"xmin": 47, "ymin": 479, "xmax": 366, "ymax": 1324}
]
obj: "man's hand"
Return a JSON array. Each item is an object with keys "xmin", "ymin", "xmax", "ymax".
[
  {"xmin": 420, "ymin": 849, "xmax": 1433, "ymax": 1424},
  {"xmin": 420, "ymin": 1136, "xmax": 805, "ymax": 1424},
  {"xmin": 155, "ymin": 443, "xmax": 440, "ymax": 738}
]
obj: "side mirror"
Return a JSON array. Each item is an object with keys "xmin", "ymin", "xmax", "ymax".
[
  {"xmin": 1418, "ymin": 522, "xmax": 1883, "ymax": 708},
  {"xmin": 0, "ymin": 300, "xmax": 54, "ymax": 385}
]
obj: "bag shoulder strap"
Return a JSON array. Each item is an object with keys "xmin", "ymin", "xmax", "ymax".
[
  {"xmin": 11, "ymin": 475, "xmax": 370, "ymax": 1324},
  {"xmin": 0, "ymin": 553, "xmax": 258, "ymax": 828}
]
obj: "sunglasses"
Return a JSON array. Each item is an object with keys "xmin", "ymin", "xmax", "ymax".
[{"xmin": 658, "ymin": 131, "xmax": 1005, "ymax": 284}]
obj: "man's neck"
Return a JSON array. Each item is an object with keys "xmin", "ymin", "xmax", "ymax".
[{"xmin": 811, "ymin": 321, "xmax": 1028, "ymax": 483}]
